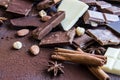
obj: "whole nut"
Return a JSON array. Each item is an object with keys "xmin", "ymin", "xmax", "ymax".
[
  {"xmin": 13, "ymin": 41, "xmax": 22, "ymax": 49},
  {"xmin": 76, "ymin": 27, "xmax": 85, "ymax": 36},
  {"xmin": 41, "ymin": 16, "xmax": 51, "ymax": 22},
  {"xmin": 39, "ymin": 10, "xmax": 47, "ymax": 17},
  {"xmin": 17, "ymin": 29, "xmax": 29, "ymax": 37},
  {"xmin": 30, "ymin": 45, "xmax": 40, "ymax": 55},
  {"xmin": 90, "ymin": 21, "xmax": 98, "ymax": 27}
]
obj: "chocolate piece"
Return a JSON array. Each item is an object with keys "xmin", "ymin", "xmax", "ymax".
[
  {"xmin": 6, "ymin": 0, "xmax": 33, "ymax": 16},
  {"xmin": 107, "ymin": 21, "xmax": 120, "ymax": 35},
  {"xmin": 103, "ymin": 13, "xmax": 119, "ymax": 23},
  {"xmin": 40, "ymin": 28, "xmax": 75, "ymax": 46},
  {"xmin": 32, "ymin": 11, "xmax": 65, "ymax": 40},
  {"xmin": 102, "ymin": 6, "xmax": 120, "ymax": 16},
  {"xmin": 80, "ymin": 0, "xmax": 97, "ymax": 5},
  {"xmin": 73, "ymin": 34, "xmax": 94, "ymax": 49},
  {"xmin": 0, "ymin": 0, "xmax": 10, "ymax": 8},
  {"xmin": 96, "ymin": 1, "xmax": 112, "ymax": 9},
  {"xmin": 83, "ymin": 10, "xmax": 105, "ymax": 25},
  {"xmin": 87, "ymin": 28, "xmax": 120, "ymax": 46},
  {"xmin": 10, "ymin": 16, "xmax": 42, "ymax": 28}
]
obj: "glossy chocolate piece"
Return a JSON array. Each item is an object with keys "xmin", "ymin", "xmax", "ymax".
[
  {"xmin": 102, "ymin": 6, "xmax": 120, "ymax": 16},
  {"xmin": 73, "ymin": 34, "xmax": 94, "ymax": 49},
  {"xmin": 107, "ymin": 21, "xmax": 120, "ymax": 35},
  {"xmin": 96, "ymin": 1, "xmax": 112, "ymax": 9},
  {"xmin": 32, "ymin": 11, "xmax": 65, "ymax": 40},
  {"xmin": 80, "ymin": 0, "xmax": 97, "ymax": 5},
  {"xmin": 40, "ymin": 28, "xmax": 75, "ymax": 47},
  {"xmin": 6, "ymin": 0, "xmax": 33, "ymax": 16},
  {"xmin": 103, "ymin": 13, "xmax": 119, "ymax": 23},
  {"xmin": 83, "ymin": 10, "xmax": 105, "ymax": 25},
  {"xmin": 87, "ymin": 28, "xmax": 120, "ymax": 46},
  {"xmin": 10, "ymin": 16, "xmax": 43, "ymax": 28}
]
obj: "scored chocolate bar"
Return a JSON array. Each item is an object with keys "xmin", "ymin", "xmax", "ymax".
[
  {"xmin": 73, "ymin": 34, "xmax": 94, "ymax": 49},
  {"xmin": 87, "ymin": 28, "xmax": 120, "ymax": 46},
  {"xmin": 6, "ymin": 0, "xmax": 33, "ymax": 16},
  {"xmin": 10, "ymin": 16, "xmax": 43, "ymax": 28},
  {"xmin": 32, "ymin": 11, "xmax": 65, "ymax": 40},
  {"xmin": 39, "ymin": 28, "xmax": 75, "ymax": 47}
]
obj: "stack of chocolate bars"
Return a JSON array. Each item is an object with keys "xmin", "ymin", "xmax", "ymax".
[{"xmin": 0, "ymin": 0, "xmax": 120, "ymax": 80}]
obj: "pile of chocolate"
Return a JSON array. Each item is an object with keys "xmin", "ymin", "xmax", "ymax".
[{"xmin": 0, "ymin": 0, "xmax": 120, "ymax": 80}]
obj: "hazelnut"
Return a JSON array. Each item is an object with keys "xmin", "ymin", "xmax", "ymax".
[
  {"xmin": 17, "ymin": 29, "xmax": 29, "ymax": 37},
  {"xmin": 30, "ymin": 45, "xmax": 40, "ymax": 55},
  {"xmin": 90, "ymin": 21, "xmax": 98, "ymax": 27},
  {"xmin": 39, "ymin": 10, "xmax": 47, "ymax": 17},
  {"xmin": 41, "ymin": 16, "xmax": 51, "ymax": 22},
  {"xmin": 13, "ymin": 41, "xmax": 22, "ymax": 49},
  {"xmin": 76, "ymin": 27, "xmax": 85, "ymax": 36}
]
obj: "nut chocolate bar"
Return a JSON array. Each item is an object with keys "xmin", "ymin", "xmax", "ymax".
[
  {"xmin": 6, "ymin": 0, "xmax": 33, "ymax": 16},
  {"xmin": 32, "ymin": 11, "xmax": 65, "ymax": 40},
  {"xmin": 10, "ymin": 16, "xmax": 43, "ymax": 28},
  {"xmin": 40, "ymin": 28, "xmax": 75, "ymax": 47},
  {"xmin": 87, "ymin": 28, "xmax": 120, "ymax": 46}
]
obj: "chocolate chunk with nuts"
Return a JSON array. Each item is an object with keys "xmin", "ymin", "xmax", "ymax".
[{"xmin": 32, "ymin": 11, "xmax": 65, "ymax": 40}]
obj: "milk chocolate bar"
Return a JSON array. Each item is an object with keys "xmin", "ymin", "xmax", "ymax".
[
  {"xmin": 0, "ymin": 0, "xmax": 10, "ymax": 8},
  {"xmin": 103, "ymin": 13, "xmax": 119, "ymax": 23},
  {"xmin": 87, "ymin": 28, "xmax": 120, "ymax": 46},
  {"xmin": 80, "ymin": 0, "xmax": 97, "ymax": 5},
  {"xmin": 32, "ymin": 11, "xmax": 65, "ymax": 40},
  {"xmin": 102, "ymin": 6, "xmax": 120, "ymax": 16},
  {"xmin": 83, "ymin": 10, "xmax": 105, "ymax": 25},
  {"xmin": 6, "ymin": 0, "xmax": 33, "ymax": 16},
  {"xmin": 96, "ymin": 1, "xmax": 112, "ymax": 9},
  {"xmin": 107, "ymin": 21, "xmax": 120, "ymax": 35},
  {"xmin": 39, "ymin": 29, "xmax": 75, "ymax": 47},
  {"xmin": 10, "ymin": 16, "xmax": 43, "ymax": 28},
  {"xmin": 73, "ymin": 34, "xmax": 94, "ymax": 49}
]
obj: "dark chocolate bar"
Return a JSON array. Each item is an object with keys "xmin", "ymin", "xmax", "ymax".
[
  {"xmin": 107, "ymin": 21, "xmax": 120, "ymax": 35},
  {"xmin": 10, "ymin": 16, "xmax": 43, "ymax": 28},
  {"xmin": 73, "ymin": 34, "xmax": 94, "ymax": 49},
  {"xmin": 102, "ymin": 6, "xmax": 120, "ymax": 16},
  {"xmin": 6, "ymin": 0, "xmax": 33, "ymax": 16},
  {"xmin": 39, "ymin": 28, "xmax": 75, "ymax": 47},
  {"xmin": 87, "ymin": 28, "xmax": 120, "ymax": 46},
  {"xmin": 32, "ymin": 11, "xmax": 65, "ymax": 40}
]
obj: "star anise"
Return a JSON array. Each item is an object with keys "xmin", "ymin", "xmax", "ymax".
[
  {"xmin": 0, "ymin": 17, "xmax": 7, "ymax": 24},
  {"xmin": 84, "ymin": 47, "xmax": 106, "ymax": 55},
  {"xmin": 47, "ymin": 61, "xmax": 64, "ymax": 76}
]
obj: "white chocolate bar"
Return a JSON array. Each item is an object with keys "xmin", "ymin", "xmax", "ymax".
[
  {"xmin": 58, "ymin": 0, "xmax": 88, "ymax": 31},
  {"xmin": 102, "ymin": 47, "xmax": 120, "ymax": 75}
]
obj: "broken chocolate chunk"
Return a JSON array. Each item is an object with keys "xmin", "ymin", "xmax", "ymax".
[
  {"xmin": 6, "ymin": 0, "xmax": 33, "ymax": 16},
  {"xmin": 32, "ymin": 11, "xmax": 65, "ymax": 40},
  {"xmin": 48, "ymin": 61, "xmax": 64, "ymax": 76},
  {"xmin": 107, "ymin": 21, "xmax": 120, "ymax": 35},
  {"xmin": 10, "ymin": 16, "xmax": 43, "ymax": 28},
  {"xmin": 40, "ymin": 28, "xmax": 75, "ymax": 47},
  {"xmin": 73, "ymin": 34, "xmax": 94, "ymax": 49},
  {"xmin": 87, "ymin": 28, "xmax": 120, "ymax": 46}
]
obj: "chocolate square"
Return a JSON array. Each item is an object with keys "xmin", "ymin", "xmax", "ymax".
[
  {"xmin": 87, "ymin": 28, "xmax": 120, "ymax": 46},
  {"xmin": 6, "ymin": 0, "xmax": 33, "ymax": 16},
  {"xmin": 96, "ymin": 1, "xmax": 112, "ymax": 9},
  {"xmin": 107, "ymin": 21, "xmax": 120, "ymax": 35},
  {"xmin": 83, "ymin": 10, "xmax": 105, "ymax": 25},
  {"xmin": 102, "ymin": 6, "xmax": 120, "ymax": 16},
  {"xmin": 39, "ymin": 28, "xmax": 75, "ymax": 47},
  {"xmin": 103, "ymin": 13, "xmax": 120, "ymax": 23}
]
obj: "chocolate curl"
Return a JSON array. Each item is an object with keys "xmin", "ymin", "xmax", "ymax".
[{"xmin": 52, "ymin": 52, "xmax": 106, "ymax": 66}]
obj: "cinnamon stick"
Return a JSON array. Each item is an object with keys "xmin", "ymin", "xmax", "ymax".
[{"xmin": 52, "ymin": 52, "xmax": 106, "ymax": 66}]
